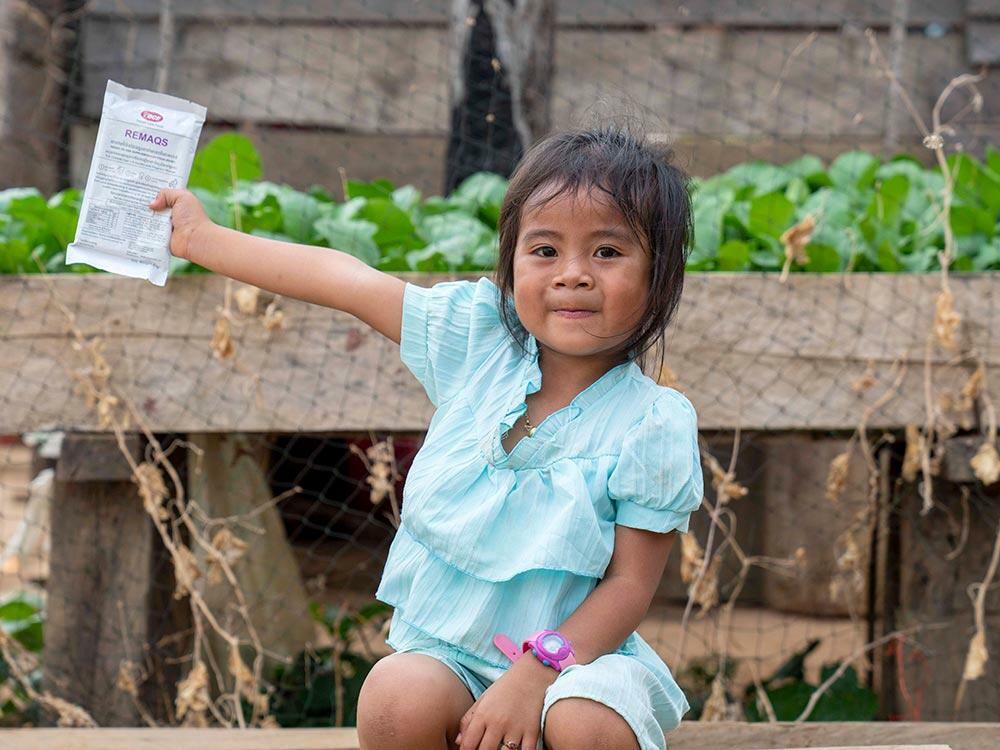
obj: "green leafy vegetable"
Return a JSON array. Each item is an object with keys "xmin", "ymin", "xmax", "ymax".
[
  {"xmin": 3, "ymin": 135, "xmax": 998, "ymax": 276},
  {"xmin": 188, "ymin": 133, "xmax": 263, "ymax": 192}
]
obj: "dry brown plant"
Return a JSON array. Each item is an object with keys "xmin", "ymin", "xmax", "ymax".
[
  {"xmin": 0, "ymin": 627, "xmax": 97, "ymax": 727},
  {"xmin": 23, "ymin": 266, "xmax": 303, "ymax": 727},
  {"xmin": 350, "ymin": 435, "xmax": 403, "ymax": 528},
  {"xmin": 825, "ymin": 450, "xmax": 850, "ymax": 504},
  {"xmin": 779, "ymin": 214, "xmax": 816, "ymax": 282},
  {"xmin": 866, "ymin": 29, "xmax": 1000, "ymax": 714},
  {"xmin": 953, "ymin": 520, "xmax": 1000, "ymax": 716}
]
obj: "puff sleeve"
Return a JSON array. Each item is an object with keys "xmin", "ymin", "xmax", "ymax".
[
  {"xmin": 399, "ymin": 277, "xmax": 506, "ymax": 407},
  {"xmin": 608, "ymin": 389, "xmax": 704, "ymax": 534}
]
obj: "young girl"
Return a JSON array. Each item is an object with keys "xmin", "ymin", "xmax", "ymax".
[{"xmin": 150, "ymin": 125, "xmax": 703, "ymax": 750}]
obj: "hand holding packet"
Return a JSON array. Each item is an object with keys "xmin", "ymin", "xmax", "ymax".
[{"xmin": 66, "ymin": 80, "xmax": 207, "ymax": 286}]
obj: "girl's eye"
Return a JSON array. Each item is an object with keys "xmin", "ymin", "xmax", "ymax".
[{"xmin": 596, "ymin": 246, "xmax": 621, "ymax": 258}]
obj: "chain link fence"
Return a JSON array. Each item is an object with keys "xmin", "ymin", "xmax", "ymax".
[{"xmin": 1, "ymin": 0, "xmax": 998, "ymax": 732}]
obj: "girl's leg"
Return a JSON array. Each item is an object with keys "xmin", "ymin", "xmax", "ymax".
[
  {"xmin": 543, "ymin": 697, "xmax": 640, "ymax": 750},
  {"xmin": 357, "ymin": 651, "xmax": 476, "ymax": 750},
  {"xmin": 539, "ymin": 653, "xmax": 675, "ymax": 750}
]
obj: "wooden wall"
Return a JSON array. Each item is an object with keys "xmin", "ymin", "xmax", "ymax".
[{"xmin": 59, "ymin": 0, "xmax": 999, "ymax": 194}]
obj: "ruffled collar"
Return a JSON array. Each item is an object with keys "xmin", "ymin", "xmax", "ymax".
[
  {"xmin": 521, "ymin": 332, "xmax": 636, "ymax": 411},
  {"xmin": 486, "ymin": 333, "xmax": 639, "ymax": 465}
]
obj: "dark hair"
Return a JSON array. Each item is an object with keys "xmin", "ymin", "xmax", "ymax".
[{"xmin": 492, "ymin": 124, "xmax": 693, "ymax": 379}]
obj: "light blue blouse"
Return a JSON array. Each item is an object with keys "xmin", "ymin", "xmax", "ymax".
[{"xmin": 375, "ymin": 277, "xmax": 703, "ymax": 675}]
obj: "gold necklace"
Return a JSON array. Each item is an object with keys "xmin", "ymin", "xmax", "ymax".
[
  {"xmin": 523, "ymin": 411, "xmax": 537, "ymax": 437},
  {"xmin": 522, "ymin": 348, "xmax": 541, "ymax": 438}
]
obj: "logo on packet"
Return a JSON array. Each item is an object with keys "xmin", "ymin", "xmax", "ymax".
[{"xmin": 141, "ymin": 110, "xmax": 163, "ymax": 123}]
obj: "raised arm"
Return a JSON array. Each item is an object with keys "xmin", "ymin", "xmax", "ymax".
[{"xmin": 151, "ymin": 188, "xmax": 406, "ymax": 344}]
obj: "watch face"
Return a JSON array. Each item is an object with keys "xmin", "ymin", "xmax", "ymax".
[
  {"xmin": 538, "ymin": 633, "xmax": 569, "ymax": 659},
  {"xmin": 540, "ymin": 634, "xmax": 564, "ymax": 654}
]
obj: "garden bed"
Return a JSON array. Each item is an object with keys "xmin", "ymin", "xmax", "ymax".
[{"xmin": 2, "ymin": 271, "xmax": 997, "ymax": 434}]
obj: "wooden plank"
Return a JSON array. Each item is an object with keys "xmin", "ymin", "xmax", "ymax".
[
  {"xmin": 552, "ymin": 29, "xmax": 967, "ymax": 140},
  {"xmin": 54, "ymin": 432, "xmax": 141, "ymax": 482},
  {"xmin": 873, "ymin": 444, "xmax": 897, "ymax": 718},
  {"xmin": 940, "ymin": 435, "xmax": 1000, "ymax": 483},
  {"xmin": 761, "ymin": 747, "xmax": 950, "ymax": 750},
  {"xmin": 79, "ymin": 20, "xmax": 451, "ymax": 131},
  {"xmin": 896, "ymin": 478, "xmax": 1000, "ymax": 721},
  {"xmin": 2, "ymin": 273, "xmax": 999, "ymax": 433},
  {"xmin": 76, "ymin": 22, "xmax": 976, "ymax": 139},
  {"xmin": 84, "ymin": 0, "xmax": 964, "ymax": 26},
  {"xmin": 187, "ymin": 433, "xmax": 314, "ymax": 679},
  {"xmin": 672, "ymin": 272, "xmax": 999, "ymax": 431},
  {"xmin": 969, "ymin": 0, "xmax": 1000, "ymax": 20},
  {"xmin": 0, "ymin": 727, "xmax": 360, "ymax": 749},
  {"xmin": 0, "ymin": 0, "xmax": 63, "ymax": 193},
  {"xmin": 966, "ymin": 77, "xmax": 1000, "ymax": 125},
  {"xmin": 42, "ymin": 433, "xmax": 154, "ymax": 726},
  {"xmin": 967, "ymin": 22, "xmax": 1000, "ymax": 66},
  {"xmin": 668, "ymin": 723, "xmax": 996, "ymax": 750},
  {"xmin": 84, "ymin": 0, "xmax": 454, "ymax": 24},
  {"xmin": 758, "ymin": 434, "xmax": 873, "ymax": 616},
  {"xmin": 554, "ymin": 0, "xmax": 963, "ymax": 27},
  {"xmin": 668, "ymin": 135, "xmax": 934, "ymax": 177},
  {"xmin": 0, "ymin": 724, "xmax": 995, "ymax": 750},
  {"xmin": 899, "ymin": 484, "xmax": 1000, "ymax": 617},
  {"xmin": 657, "ymin": 434, "xmax": 767, "ymax": 604},
  {"xmin": 69, "ymin": 124, "xmax": 448, "ymax": 198}
]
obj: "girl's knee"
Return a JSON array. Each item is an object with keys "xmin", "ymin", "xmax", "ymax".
[
  {"xmin": 357, "ymin": 652, "xmax": 473, "ymax": 749},
  {"xmin": 543, "ymin": 697, "xmax": 641, "ymax": 750}
]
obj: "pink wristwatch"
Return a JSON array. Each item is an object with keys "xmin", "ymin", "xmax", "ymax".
[{"xmin": 493, "ymin": 629, "xmax": 577, "ymax": 672}]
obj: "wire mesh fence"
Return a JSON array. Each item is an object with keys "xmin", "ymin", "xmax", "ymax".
[{"xmin": 1, "ymin": 0, "xmax": 999, "ymax": 735}]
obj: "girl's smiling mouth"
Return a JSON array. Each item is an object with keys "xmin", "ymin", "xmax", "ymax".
[{"xmin": 554, "ymin": 309, "xmax": 597, "ymax": 318}]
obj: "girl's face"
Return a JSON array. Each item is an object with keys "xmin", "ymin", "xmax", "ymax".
[{"xmin": 513, "ymin": 182, "xmax": 652, "ymax": 363}]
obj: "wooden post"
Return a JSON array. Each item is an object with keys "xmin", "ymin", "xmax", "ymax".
[
  {"xmin": 185, "ymin": 432, "xmax": 314, "ymax": 692},
  {"xmin": 655, "ymin": 432, "xmax": 766, "ymax": 605},
  {"xmin": 758, "ymin": 433, "xmax": 874, "ymax": 617},
  {"xmin": 43, "ymin": 432, "xmax": 151, "ymax": 726},
  {"xmin": 444, "ymin": 0, "xmax": 555, "ymax": 192},
  {"xmin": 873, "ymin": 443, "xmax": 900, "ymax": 718},
  {"xmin": 882, "ymin": 0, "xmax": 910, "ymax": 155},
  {"xmin": 0, "ymin": 0, "xmax": 67, "ymax": 192},
  {"xmin": 894, "ymin": 436, "xmax": 1000, "ymax": 720}
]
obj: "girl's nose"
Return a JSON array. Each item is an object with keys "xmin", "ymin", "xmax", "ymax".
[
  {"xmin": 553, "ymin": 251, "xmax": 591, "ymax": 276},
  {"xmin": 554, "ymin": 264, "xmax": 594, "ymax": 287}
]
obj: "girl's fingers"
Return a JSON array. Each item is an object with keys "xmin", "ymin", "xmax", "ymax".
[
  {"xmin": 458, "ymin": 716, "xmax": 485, "ymax": 750},
  {"xmin": 478, "ymin": 725, "xmax": 505, "ymax": 750},
  {"xmin": 148, "ymin": 188, "xmax": 182, "ymax": 210},
  {"xmin": 458, "ymin": 704, "xmax": 477, "ymax": 740}
]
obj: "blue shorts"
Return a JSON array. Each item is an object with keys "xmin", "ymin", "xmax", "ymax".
[{"xmin": 385, "ymin": 612, "xmax": 686, "ymax": 750}]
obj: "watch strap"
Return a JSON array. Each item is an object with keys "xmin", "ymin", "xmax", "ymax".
[
  {"xmin": 522, "ymin": 629, "xmax": 577, "ymax": 670},
  {"xmin": 493, "ymin": 633, "xmax": 522, "ymax": 663}
]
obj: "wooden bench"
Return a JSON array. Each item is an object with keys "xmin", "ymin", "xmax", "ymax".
[{"xmin": 4, "ymin": 722, "xmax": 997, "ymax": 749}]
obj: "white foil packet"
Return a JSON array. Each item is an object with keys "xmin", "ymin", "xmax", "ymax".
[{"xmin": 67, "ymin": 80, "xmax": 207, "ymax": 286}]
